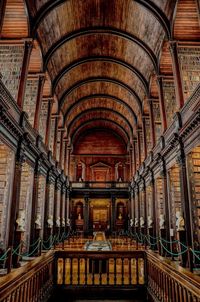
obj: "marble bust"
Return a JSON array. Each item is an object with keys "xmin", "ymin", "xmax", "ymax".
[
  {"xmin": 35, "ymin": 214, "xmax": 42, "ymax": 229},
  {"xmin": 140, "ymin": 216, "xmax": 145, "ymax": 228},
  {"xmin": 16, "ymin": 209, "xmax": 26, "ymax": 232},
  {"xmin": 159, "ymin": 214, "xmax": 165, "ymax": 229},
  {"xmin": 176, "ymin": 211, "xmax": 185, "ymax": 231},
  {"xmin": 47, "ymin": 215, "xmax": 53, "ymax": 228},
  {"xmin": 147, "ymin": 215, "xmax": 153, "ymax": 228}
]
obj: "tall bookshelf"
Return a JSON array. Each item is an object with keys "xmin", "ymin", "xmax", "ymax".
[
  {"xmin": 187, "ymin": 147, "xmax": 200, "ymax": 249},
  {"xmin": 155, "ymin": 178, "xmax": 164, "ymax": 221},
  {"xmin": 139, "ymin": 190, "xmax": 145, "ymax": 220},
  {"xmin": 146, "ymin": 185, "xmax": 153, "ymax": 218},
  {"xmin": 168, "ymin": 165, "xmax": 182, "ymax": 230}
]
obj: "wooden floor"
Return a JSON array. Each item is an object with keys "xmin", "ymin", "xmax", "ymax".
[{"xmin": 55, "ymin": 235, "xmax": 142, "ymax": 251}]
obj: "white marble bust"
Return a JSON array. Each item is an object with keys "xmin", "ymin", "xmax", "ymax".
[
  {"xmin": 47, "ymin": 215, "xmax": 53, "ymax": 228},
  {"xmin": 176, "ymin": 211, "xmax": 185, "ymax": 231},
  {"xmin": 62, "ymin": 218, "xmax": 65, "ymax": 227},
  {"xmin": 16, "ymin": 209, "xmax": 26, "ymax": 232},
  {"xmin": 130, "ymin": 219, "xmax": 134, "ymax": 227},
  {"xmin": 147, "ymin": 215, "xmax": 153, "ymax": 228},
  {"xmin": 35, "ymin": 214, "xmax": 42, "ymax": 229},
  {"xmin": 140, "ymin": 216, "xmax": 145, "ymax": 228},
  {"xmin": 135, "ymin": 217, "xmax": 139, "ymax": 227},
  {"xmin": 56, "ymin": 216, "xmax": 61, "ymax": 227},
  {"xmin": 159, "ymin": 214, "xmax": 165, "ymax": 229}
]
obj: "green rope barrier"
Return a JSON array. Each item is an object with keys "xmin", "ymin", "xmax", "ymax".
[
  {"xmin": 11, "ymin": 242, "xmax": 22, "ymax": 255},
  {"xmin": 190, "ymin": 249, "xmax": 200, "ymax": 262},
  {"xmin": 13, "ymin": 240, "xmax": 41, "ymax": 257},
  {"xmin": 0, "ymin": 248, "xmax": 10, "ymax": 261},
  {"xmin": 21, "ymin": 237, "xmax": 41, "ymax": 248},
  {"xmin": 159, "ymin": 240, "xmax": 188, "ymax": 256},
  {"xmin": 144, "ymin": 235, "xmax": 157, "ymax": 246},
  {"xmin": 42, "ymin": 235, "xmax": 53, "ymax": 244}
]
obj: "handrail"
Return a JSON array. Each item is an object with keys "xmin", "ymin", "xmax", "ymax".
[
  {"xmin": 0, "ymin": 251, "xmax": 54, "ymax": 302},
  {"xmin": 146, "ymin": 250, "xmax": 200, "ymax": 301}
]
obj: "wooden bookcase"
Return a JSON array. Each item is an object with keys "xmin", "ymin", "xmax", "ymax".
[
  {"xmin": 187, "ymin": 147, "xmax": 200, "ymax": 249},
  {"xmin": 168, "ymin": 165, "xmax": 182, "ymax": 230}
]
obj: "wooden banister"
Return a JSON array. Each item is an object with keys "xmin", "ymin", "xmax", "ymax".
[
  {"xmin": 0, "ymin": 251, "xmax": 54, "ymax": 302},
  {"xmin": 146, "ymin": 250, "xmax": 200, "ymax": 301},
  {"xmin": 0, "ymin": 249, "xmax": 199, "ymax": 302}
]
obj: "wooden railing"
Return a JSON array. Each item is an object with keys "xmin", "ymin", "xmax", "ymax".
[
  {"xmin": 71, "ymin": 181, "xmax": 129, "ymax": 189},
  {"xmin": 146, "ymin": 251, "xmax": 200, "ymax": 302},
  {"xmin": 0, "ymin": 251, "xmax": 54, "ymax": 302},
  {"xmin": 54, "ymin": 250, "xmax": 146, "ymax": 287},
  {"xmin": 0, "ymin": 249, "xmax": 199, "ymax": 301}
]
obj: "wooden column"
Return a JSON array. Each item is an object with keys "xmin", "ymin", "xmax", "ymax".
[
  {"xmin": 0, "ymin": 0, "xmax": 6, "ymax": 36},
  {"xmin": 45, "ymin": 98, "xmax": 54, "ymax": 147},
  {"xmin": 169, "ymin": 41, "xmax": 184, "ymax": 109},
  {"xmin": 53, "ymin": 180, "xmax": 60, "ymax": 237},
  {"xmin": 53, "ymin": 116, "xmax": 58, "ymax": 159},
  {"xmin": 157, "ymin": 76, "xmax": 167, "ymax": 131},
  {"xmin": 63, "ymin": 140, "xmax": 68, "ymax": 175},
  {"xmin": 111, "ymin": 195, "xmax": 116, "ymax": 233},
  {"xmin": 151, "ymin": 176, "xmax": 157, "ymax": 244},
  {"xmin": 84, "ymin": 194, "xmax": 89, "ymax": 235},
  {"xmin": 59, "ymin": 130, "xmax": 64, "ymax": 169},
  {"xmin": 177, "ymin": 146, "xmax": 193, "ymax": 268},
  {"xmin": 143, "ymin": 183, "xmax": 147, "ymax": 239},
  {"xmin": 142, "ymin": 117, "xmax": 147, "ymax": 159},
  {"xmin": 17, "ymin": 40, "xmax": 33, "ymax": 109},
  {"xmin": 161, "ymin": 172, "xmax": 170, "ymax": 243},
  {"xmin": 148, "ymin": 99, "xmax": 156, "ymax": 147},
  {"xmin": 8, "ymin": 143, "xmax": 25, "ymax": 266},
  {"xmin": 66, "ymin": 187, "xmax": 70, "ymax": 221},
  {"xmin": 29, "ymin": 158, "xmax": 41, "ymax": 250},
  {"xmin": 137, "ymin": 129, "xmax": 141, "ymax": 166},
  {"xmin": 43, "ymin": 170, "xmax": 53, "ymax": 243},
  {"xmin": 34, "ymin": 74, "xmax": 45, "ymax": 131},
  {"xmin": 130, "ymin": 188, "xmax": 134, "ymax": 220},
  {"xmin": 133, "ymin": 139, "xmax": 137, "ymax": 174},
  {"xmin": 129, "ymin": 146, "xmax": 133, "ymax": 177},
  {"xmin": 66, "ymin": 145, "xmax": 71, "ymax": 176},
  {"xmin": 60, "ymin": 184, "xmax": 65, "ymax": 233}
]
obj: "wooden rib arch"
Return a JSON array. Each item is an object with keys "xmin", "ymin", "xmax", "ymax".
[
  {"xmin": 30, "ymin": 0, "xmax": 171, "ymax": 39},
  {"xmin": 52, "ymin": 56, "xmax": 149, "ymax": 95},
  {"xmin": 67, "ymin": 107, "xmax": 134, "ymax": 134},
  {"xmin": 70, "ymin": 119, "xmax": 131, "ymax": 145},
  {"xmin": 67, "ymin": 108, "xmax": 134, "ymax": 140},
  {"xmin": 59, "ymin": 77, "xmax": 143, "ymax": 113},
  {"xmin": 65, "ymin": 99, "xmax": 136, "ymax": 131},
  {"xmin": 43, "ymin": 28, "xmax": 158, "ymax": 73},
  {"xmin": 63, "ymin": 94, "xmax": 138, "ymax": 125}
]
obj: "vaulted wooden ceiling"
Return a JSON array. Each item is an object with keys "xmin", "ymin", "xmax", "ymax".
[{"xmin": 2, "ymin": 0, "xmax": 200, "ymax": 145}]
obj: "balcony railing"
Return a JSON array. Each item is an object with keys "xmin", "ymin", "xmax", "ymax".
[
  {"xmin": 71, "ymin": 181, "xmax": 129, "ymax": 189},
  {"xmin": 54, "ymin": 250, "xmax": 145, "ymax": 287},
  {"xmin": 0, "ymin": 248, "xmax": 199, "ymax": 301}
]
